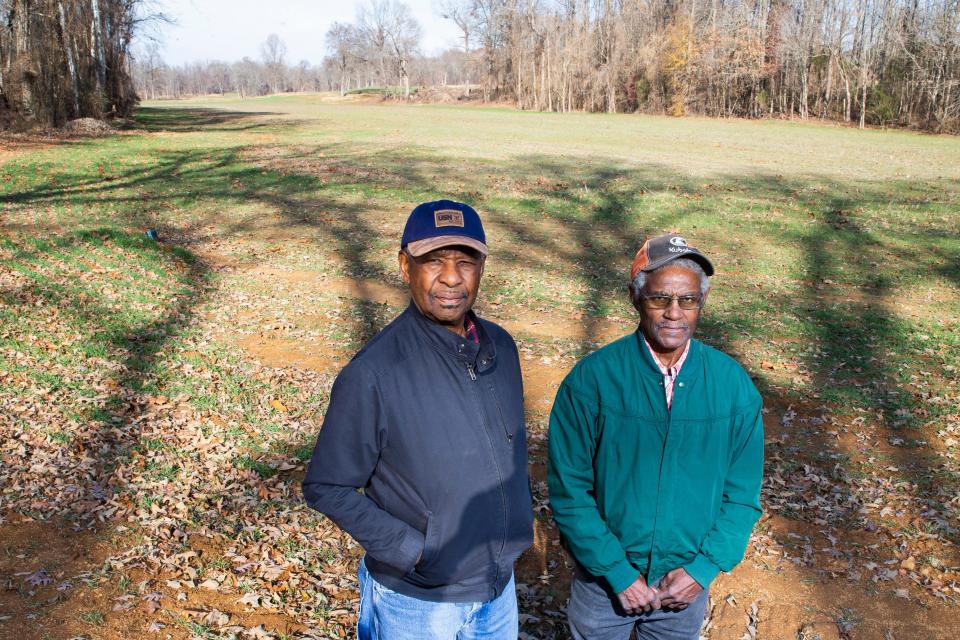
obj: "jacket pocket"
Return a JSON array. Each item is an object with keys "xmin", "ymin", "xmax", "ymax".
[
  {"xmin": 411, "ymin": 509, "xmax": 484, "ymax": 587},
  {"xmin": 410, "ymin": 511, "xmax": 439, "ymax": 576},
  {"xmin": 488, "ymin": 381, "xmax": 521, "ymax": 443},
  {"xmin": 417, "ymin": 511, "xmax": 439, "ymax": 571}
]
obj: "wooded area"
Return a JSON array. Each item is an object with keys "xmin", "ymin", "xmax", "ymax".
[
  {"xmin": 135, "ymin": 0, "xmax": 960, "ymax": 133},
  {"xmin": 464, "ymin": 0, "xmax": 960, "ymax": 131},
  {"xmin": 4, "ymin": 0, "xmax": 959, "ymax": 131},
  {"xmin": 0, "ymin": 0, "xmax": 147, "ymax": 128}
]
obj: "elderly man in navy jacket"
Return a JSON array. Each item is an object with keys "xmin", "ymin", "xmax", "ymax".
[{"xmin": 303, "ymin": 200, "xmax": 533, "ymax": 639}]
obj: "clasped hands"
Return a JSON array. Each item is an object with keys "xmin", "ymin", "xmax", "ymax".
[{"xmin": 616, "ymin": 567, "xmax": 702, "ymax": 615}]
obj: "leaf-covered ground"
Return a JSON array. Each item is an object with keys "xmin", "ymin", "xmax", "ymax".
[{"xmin": 1, "ymin": 95, "xmax": 959, "ymax": 639}]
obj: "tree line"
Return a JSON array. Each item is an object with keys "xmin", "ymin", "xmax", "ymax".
[
  {"xmin": 136, "ymin": 0, "xmax": 960, "ymax": 133},
  {"xmin": 0, "ymin": 0, "xmax": 152, "ymax": 128},
  {"xmin": 130, "ymin": 0, "xmax": 471, "ymax": 102},
  {"xmin": 457, "ymin": 0, "xmax": 959, "ymax": 131},
  {"xmin": 131, "ymin": 35, "xmax": 472, "ymax": 101},
  {"xmin": 133, "ymin": 37, "xmax": 330, "ymax": 101},
  {"xmin": 5, "ymin": 0, "xmax": 958, "ymax": 132}
]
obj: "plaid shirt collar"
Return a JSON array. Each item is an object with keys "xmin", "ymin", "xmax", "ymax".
[
  {"xmin": 464, "ymin": 318, "xmax": 480, "ymax": 344},
  {"xmin": 643, "ymin": 337, "xmax": 690, "ymax": 410}
]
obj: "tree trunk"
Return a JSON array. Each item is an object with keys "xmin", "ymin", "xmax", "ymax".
[
  {"xmin": 90, "ymin": 0, "xmax": 107, "ymax": 95},
  {"xmin": 860, "ymin": 82, "xmax": 867, "ymax": 129},
  {"xmin": 823, "ymin": 52, "xmax": 834, "ymax": 119},
  {"xmin": 9, "ymin": 0, "xmax": 36, "ymax": 118},
  {"xmin": 840, "ymin": 62, "xmax": 852, "ymax": 122},
  {"xmin": 58, "ymin": 1, "xmax": 80, "ymax": 116},
  {"xmin": 800, "ymin": 66, "xmax": 809, "ymax": 119}
]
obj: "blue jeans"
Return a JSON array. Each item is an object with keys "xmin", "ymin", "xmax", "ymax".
[
  {"xmin": 567, "ymin": 564, "xmax": 708, "ymax": 640},
  {"xmin": 357, "ymin": 558, "xmax": 519, "ymax": 640}
]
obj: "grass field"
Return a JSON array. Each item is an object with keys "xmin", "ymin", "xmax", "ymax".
[{"xmin": 1, "ymin": 93, "xmax": 959, "ymax": 639}]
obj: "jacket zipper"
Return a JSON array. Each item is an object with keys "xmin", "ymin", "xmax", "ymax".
[
  {"xmin": 465, "ymin": 359, "xmax": 508, "ymax": 591},
  {"xmin": 648, "ymin": 387, "xmax": 673, "ymax": 578}
]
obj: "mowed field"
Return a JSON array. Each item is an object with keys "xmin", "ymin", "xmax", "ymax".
[{"xmin": 1, "ymin": 93, "xmax": 959, "ymax": 639}]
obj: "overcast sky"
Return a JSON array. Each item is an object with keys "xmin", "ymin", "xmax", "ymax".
[{"xmin": 146, "ymin": 0, "xmax": 463, "ymax": 66}]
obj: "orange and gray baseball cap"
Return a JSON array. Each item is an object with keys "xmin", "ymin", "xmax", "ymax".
[
  {"xmin": 401, "ymin": 200, "xmax": 488, "ymax": 257},
  {"xmin": 630, "ymin": 233, "xmax": 714, "ymax": 281}
]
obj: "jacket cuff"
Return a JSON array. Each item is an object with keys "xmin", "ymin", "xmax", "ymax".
[
  {"xmin": 604, "ymin": 558, "xmax": 641, "ymax": 594},
  {"xmin": 683, "ymin": 554, "xmax": 720, "ymax": 589},
  {"xmin": 396, "ymin": 526, "xmax": 426, "ymax": 574}
]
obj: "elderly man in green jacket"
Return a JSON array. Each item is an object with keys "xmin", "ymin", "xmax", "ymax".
[{"xmin": 547, "ymin": 233, "xmax": 764, "ymax": 640}]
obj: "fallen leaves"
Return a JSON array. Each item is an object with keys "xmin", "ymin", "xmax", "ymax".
[
  {"xmin": 22, "ymin": 568, "xmax": 53, "ymax": 587},
  {"xmin": 199, "ymin": 578, "xmax": 221, "ymax": 590},
  {"xmin": 237, "ymin": 592, "xmax": 264, "ymax": 609}
]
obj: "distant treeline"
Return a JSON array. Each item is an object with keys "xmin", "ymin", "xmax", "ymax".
[
  {"xmin": 130, "ymin": 41, "xmax": 470, "ymax": 103},
  {"xmin": 138, "ymin": 0, "xmax": 959, "ymax": 133},
  {"xmin": 0, "ymin": 0, "xmax": 153, "ymax": 128},
  {"xmin": 130, "ymin": 0, "xmax": 469, "ymax": 102},
  {"xmin": 7, "ymin": 0, "xmax": 958, "ymax": 132}
]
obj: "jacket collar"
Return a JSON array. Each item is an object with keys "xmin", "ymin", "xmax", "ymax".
[
  {"xmin": 407, "ymin": 302, "xmax": 497, "ymax": 371},
  {"xmin": 633, "ymin": 327, "xmax": 701, "ymax": 381}
]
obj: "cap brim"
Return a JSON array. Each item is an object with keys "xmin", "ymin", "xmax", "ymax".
[
  {"xmin": 406, "ymin": 235, "xmax": 489, "ymax": 257},
  {"xmin": 642, "ymin": 251, "xmax": 714, "ymax": 276}
]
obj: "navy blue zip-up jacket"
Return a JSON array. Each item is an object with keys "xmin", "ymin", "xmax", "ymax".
[{"xmin": 302, "ymin": 303, "xmax": 534, "ymax": 603}]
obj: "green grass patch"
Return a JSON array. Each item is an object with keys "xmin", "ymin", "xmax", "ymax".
[{"xmin": 234, "ymin": 455, "xmax": 277, "ymax": 479}]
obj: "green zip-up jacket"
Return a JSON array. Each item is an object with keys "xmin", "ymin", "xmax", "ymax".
[{"xmin": 547, "ymin": 331, "xmax": 764, "ymax": 594}]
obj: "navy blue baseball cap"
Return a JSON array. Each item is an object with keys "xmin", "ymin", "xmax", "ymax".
[{"xmin": 401, "ymin": 200, "xmax": 488, "ymax": 257}]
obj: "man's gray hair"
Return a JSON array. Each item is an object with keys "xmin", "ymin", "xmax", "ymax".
[{"xmin": 629, "ymin": 258, "xmax": 711, "ymax": 299}]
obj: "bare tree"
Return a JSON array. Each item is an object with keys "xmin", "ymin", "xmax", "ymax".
[
  {"xmin": 260, "ymin": 33, "xmax": 287, "ymax": 94},
  {"xmin": 438, "ymin": 0, "xmax": 478, "ymax": 53},
  {"xmin": 383, "ymin": 0, "xmax": 421, "ymax": 96},
  {"xmin": 326, "ymin": 21, "xmax": 362, "ymax": 95},
  {"xmin": 358, "ymin": 0, "xmax": 391, "ymax": 86},
  {"xmin": 437, "ymin": 0, "xmax": 482, "ymax": 89},
  {"xmin": 1, "ymin": 0, "xmax": 160, "ymax": 127}
]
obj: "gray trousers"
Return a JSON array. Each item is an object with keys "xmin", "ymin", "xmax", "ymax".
[{"xmin": 566, "ymin": 565, "xmax": 708, "ymax": 640}]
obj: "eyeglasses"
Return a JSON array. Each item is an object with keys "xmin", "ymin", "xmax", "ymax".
[{"xmin": 640, "ymin": 294, "xmax": 702, "ymax": 310}]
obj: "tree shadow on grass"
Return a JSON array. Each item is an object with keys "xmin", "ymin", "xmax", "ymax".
[
  {"xmin": 2, "ymin": 104, "xmax": 959, "ymax": 636},
  {"xmin": 144, "ymin": 134, "xmax": 959, "ymax": 555},
  {"xmin": 4, "ymin": 119, "xmax": 957, "ymax": 517},
  {"xmin": 704, "ymin": 174, "xmax": 960, "ymax": 625},
  {"xmin": 736, "ymin": 172, "xmax": 950, "ymax": 457},
  {"xmin": 134, "ymin": 107, "xmax": 294, "ymax": 133},
  {"xmin": 484, "ymin": 156, "xmax": 717, "ymax": 351},
  {"xmin": 0, "ymin": 226, "xmax": 211, "ymax": 632},
  {"xmin": 0, "ymin": 227, "xmax": 205, "ymax": 497},
  {"xmin": 205, "ymin": 112, "xmax": 960, "ymax": 629},
  {"xmin": 234, "ymin": 140, "xmax": 960, "ymax": 623}
]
